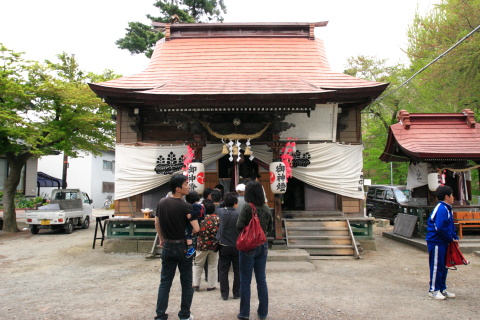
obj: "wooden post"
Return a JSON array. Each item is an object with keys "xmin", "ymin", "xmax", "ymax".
[
  {"xmin": 189, "ymin": 134, "xmax": 206, "ymax": 161},
  {"xmin": 268, "ymin": 138, "xmax": 286, "ymax": 246}
]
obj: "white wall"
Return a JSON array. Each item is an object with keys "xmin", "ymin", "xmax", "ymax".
[{"xmin": 38, "ymin": 150, "xmax": 115, "ymax": 209}]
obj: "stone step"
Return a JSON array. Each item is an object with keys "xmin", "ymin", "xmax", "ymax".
[
  {"xmin": 303, "ymin": 247, "xmax": 355, "ymax": 256},
  {"xmin": 267, "ymin": 248, "xmax": 310, "ymax": 262}
]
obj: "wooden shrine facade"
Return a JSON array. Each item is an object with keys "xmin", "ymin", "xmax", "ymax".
[{"xmin": 89, "ymin": 22, "xmax": 388, "ymax": 242}]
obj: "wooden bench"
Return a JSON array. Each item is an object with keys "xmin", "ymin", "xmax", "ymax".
[{"xmin": 453, "ymin": 211, "xmax": 480, "ymax": 239}]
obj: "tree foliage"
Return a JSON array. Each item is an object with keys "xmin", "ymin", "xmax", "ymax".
[
  {"xmin": 0, "ymin": 45, "xmax": 118, "ymax": 232},
  {"xmin": 116, "ymin": 0, "xmax": 227, "ymax": 58},
  {"xmin": 346, "ymin": 0, "xmax": 480, "ymax": 186},
  {"xmin": 345, "ymin": 56, "xmax": 410, "ymax": 185},
  {"xmin": 404, "ymin": 0, "xmax": 480, "ymax": 116}
]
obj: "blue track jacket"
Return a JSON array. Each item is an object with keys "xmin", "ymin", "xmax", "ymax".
[{"xmin": 426, "ymin": 201, "xmax": 458, "ymax": 244}]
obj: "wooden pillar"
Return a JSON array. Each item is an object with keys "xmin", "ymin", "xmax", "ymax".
[
  {"xmin": 268, "ymin": 137, "xmax": 286, "ymax": 244},
  {"xmin": 189, "ymin": 134, "xmax": 205, "ymax": 161}
]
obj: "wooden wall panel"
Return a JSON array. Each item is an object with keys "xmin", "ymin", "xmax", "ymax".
[
  {"xmin": 118, "ymin": 109, "xmax": 138, "ymax": 143},
  {"xmin": 115, "ymin": 196, "xmax": 141, "ymax": 216},
  {"xmin": 204, "ymin": 172, "xmax": 219, "ymax": 192},
  {"xmin": 143, "ymin": 125, "xmax": 194, "ymax": 142},
  {"xmin": 338, "ymin": 108, "xmax": 361, "ymax": 143},
  {"xmin": 304, "ymin": 185, "xmax": 336, "ymax": 210},
  {"xmin": 342, "ymin": 196, "xmax": 362, "ymax": 213}
]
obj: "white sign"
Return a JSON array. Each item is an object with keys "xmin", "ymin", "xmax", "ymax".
[{"xmin": 280, "ymin": 104, "xmax": 338, "ymax": 141}]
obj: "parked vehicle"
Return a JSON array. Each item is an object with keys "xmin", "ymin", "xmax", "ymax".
[
  {"xmin": 25, "ymin": 189, "xmax": 93, "ymax": 234},
  {"xmin": 366, "ymin": 185, "xmax": 410, "ymax": 224}
]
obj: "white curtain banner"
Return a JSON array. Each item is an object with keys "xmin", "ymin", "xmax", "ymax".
[
  {"xmin": 116, "ymin": 143, "xmax": 364, "ymax": 200},
  {"xmin": 406, "ymin": 162, "xmax": 431, "ymax": 190},
  {"xmin": 115, "ymin": 144, "xmax": 224, "ymax": 200},
  {"xmin": 253, "ymin": 143, "xmax": 364, "ymax": 199}
]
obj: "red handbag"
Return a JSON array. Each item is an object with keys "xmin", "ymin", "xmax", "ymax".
[
  {"xmin": 446, "ymin": 241, "xmax": 469, "ymax": 270},
  {"xmin": 236, "ymin": 203, "xmax": 267, "ymax": 252}
]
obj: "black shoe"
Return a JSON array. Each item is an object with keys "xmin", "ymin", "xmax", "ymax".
[
  {"xmin": 237, "ymin": 316, "xmax": 249, "ymax": 320},
  {"xmin": 207, "ymin": 287, "xmax": 216, "ymax": 291},
  {"xmin": 233, "ymin": 295, "xmax": 240, "ymax": 299},
  {"xmin": 222, "ymin": 296, "xmax": 228, "ymax": 300},
  {"xmin": 192, "ymin": 286, "xmax": 200, "ymax": 291}
]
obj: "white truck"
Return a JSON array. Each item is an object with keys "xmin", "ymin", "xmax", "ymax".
[{"xmin": 25, "ymin": 189, "xmax": 93, "ymax": 234}]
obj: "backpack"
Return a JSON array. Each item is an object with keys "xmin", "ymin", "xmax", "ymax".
[{"xmin": 236, "ymin": 203, "xmax": 266, "ymax": 252}]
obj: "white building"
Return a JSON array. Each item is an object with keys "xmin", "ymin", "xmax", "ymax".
[{"xmin": 38, "ymin": 150, "xmax": 115, "ymax": 209}]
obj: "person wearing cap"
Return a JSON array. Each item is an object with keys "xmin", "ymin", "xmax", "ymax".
[{"xmin": 236, "ymin": 183, "xmax": 246, "ymax": 210}]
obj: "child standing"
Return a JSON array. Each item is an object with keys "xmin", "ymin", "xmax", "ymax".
[
  {"xmin": 426, "ymin": 185, "xmax": 459, "ymax": 300},
  {"xmin": 185, "ymin": 191, "xmax": 205, "ymax": 258}
]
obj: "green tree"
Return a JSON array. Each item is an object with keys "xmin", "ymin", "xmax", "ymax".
[
  {"xmin": 404, "ymin": 0, "xmax": 480, "ymax": 115},
  {"xmin": 0, "ymin": 46, "xmax": 117, "ymax": 232},
  {"xmin": 116, "ymin": 0, "xmax": 227, "ymax": 58},
  {"xmin": 345, "ymin": 55, "xmax": 410, "ymax": 185}
]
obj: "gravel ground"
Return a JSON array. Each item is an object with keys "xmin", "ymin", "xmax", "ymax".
[{"xmin": 1, "ymin": 221, "xmax": 479, "ymax": 320}]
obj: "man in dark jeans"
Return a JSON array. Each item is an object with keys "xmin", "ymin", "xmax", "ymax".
[{"xmin": 155, "ymin": 174, "xmax": 200, "ymax": 320}]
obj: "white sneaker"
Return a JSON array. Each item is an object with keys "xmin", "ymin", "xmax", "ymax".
[
  {"xmin": 180, "ymin": 316, "xmax": 194, "ymax": 320},
  {"xmin": 441, "ymin": 290, "xmax": 456, "ymax": 298},
  {"xmin": 428, "ymin": 290, "xmax": 446, "ymax": 300}
]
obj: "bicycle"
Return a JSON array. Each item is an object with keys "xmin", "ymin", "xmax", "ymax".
[{"xmin": 104, "ymin": 194, "xmax": 113, "ymax": 209}]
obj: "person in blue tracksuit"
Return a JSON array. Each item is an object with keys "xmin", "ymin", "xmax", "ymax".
[{"xmin": 426, "ymin": 185, "xmax": 459, "ymax": 300}]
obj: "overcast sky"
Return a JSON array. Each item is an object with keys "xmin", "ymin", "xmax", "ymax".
[{"xmin": 1, "ymin": 0, "xmax": 438, "ymax": 76}]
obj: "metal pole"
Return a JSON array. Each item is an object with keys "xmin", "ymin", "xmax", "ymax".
[{"xmin": 390, "ymin": 162, "xmax": 393, "ymax": 186}]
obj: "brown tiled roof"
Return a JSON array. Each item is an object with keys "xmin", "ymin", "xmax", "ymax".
[
  {"xmin": 89, "ymin": 22, "xmax": 387, "ymax": 108},
  {"xmin": 380, "ymin": 109, "xmax": 480, "ymax": 162}
]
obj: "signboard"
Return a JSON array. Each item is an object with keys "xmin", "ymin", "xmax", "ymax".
[{"xmin": 280, "ymin": 104, "xmax": 338, "ymax": 141}]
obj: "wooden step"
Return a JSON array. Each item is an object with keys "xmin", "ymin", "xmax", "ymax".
[
  {"xmin": 288, "ymin": 238, "xmax": 352, "ymax": 246},
  {"xmin": 283, "ymin": 210, "xmax": 345, "ymax": 218},
  {"xmin": 286, "ymin": 235, "xmax": 351, "ymax": 240},
  {"xmin": 287, "ymin": 229, "xmax": 349, "ymax": 237},
  {"xmin": 285, "ymin": 221, "xmax": 348, "ymax": 228},
  {"xmin": 286, "ymin": 226, "xmax": 348, "ymax": 231},
  {"xmin": 288, "ymin": 244, "xmax": 354, "ymax": 249},
  {"xmin": 284, "ymin": 219, "xmax": 359, "ymax": 257}
]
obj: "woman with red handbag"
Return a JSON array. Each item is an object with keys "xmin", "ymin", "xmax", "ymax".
[{"xmin": 236, "ymin": 181, "xmax": 273, "ymax": 320}]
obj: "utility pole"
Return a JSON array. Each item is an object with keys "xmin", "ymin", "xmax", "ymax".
[{"xmin": 62, "ymin": 154, "xmax": 68, "ymax": 189}]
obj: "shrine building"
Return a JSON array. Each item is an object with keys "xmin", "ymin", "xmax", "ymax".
[{"xmin": 89, "ymin": 22, "xmax": 388, "ymax": 252}]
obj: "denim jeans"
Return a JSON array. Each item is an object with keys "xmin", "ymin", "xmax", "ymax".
[
  {"xmin": 155, "ymin": 242, "xmax": 194, "ymax": 320},
  {"xmin": 238, "ymin": 242, "xmax": 268, "ymax": 319}
]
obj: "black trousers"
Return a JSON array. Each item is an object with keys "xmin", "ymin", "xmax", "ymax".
[{"xmin": 218, "ymin": 245, "xmax": 240, "ymax": 298}]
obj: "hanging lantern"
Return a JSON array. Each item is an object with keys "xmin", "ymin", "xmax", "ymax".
[
  {"xmin": 269, "ymin": 160, "xmax": 287, "ymax": 194},
  {"xmin": 428, "ymin": 173, "xmax": 441, "ymax": 192},
  {"xmin": 188, "ymin": 160, "xmax": 205, "ymax": 194}
]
